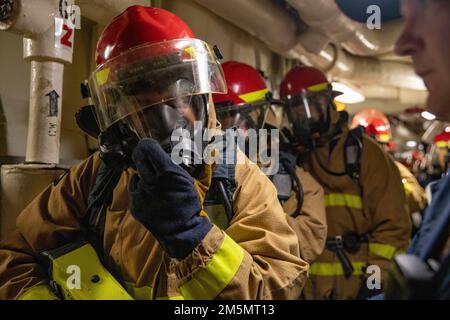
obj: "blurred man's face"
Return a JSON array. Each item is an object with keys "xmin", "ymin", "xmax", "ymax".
[{"xmin": 395, "ymin": 0, "xmax": 450, "ymax": 120}]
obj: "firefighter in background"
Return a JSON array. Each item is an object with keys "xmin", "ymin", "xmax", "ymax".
[
  {"xmin": 430, "ymin": 131, "xmax": 449, "ymax": 178},
  {"xmin": 352, "ymin": 109, "xmax": 427, "ymax": 233},
  {"xmin": 415, "ymin": 130, "xmax": 450, "ymax": 188},
  {"xmin": 0, "ymin": 6, "xmax": 308, "ymax": 300},
  {"xmin": 212, "ymin": 61, "xmax": 327, "ymax": 265},
  {"xmin": 279, "ymin": 65, "xmax": 411, "ymax": 300}
]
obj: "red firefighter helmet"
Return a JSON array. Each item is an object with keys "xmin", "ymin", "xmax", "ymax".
[
  {"xmin": 212, "ymin": 61, "xmax": 271, "ymax": 130},
  {"xmin": 212, "ymin": 61, "xmax": 269, "ymax": 106},
  {"xmin": 434, "ymin": 131, "xmax": 450, "ymax": 149},
  {"xmin": 96, "ymin": 6, "xmax": 195, "ymax": 66},
  {"xmin": 352, "ymin": 108, "xmax": 392, "ymax": 143},
  {"xmin": 280, "ymin": 66, "xmax": 330, "ymax": 99},
  {"xmin": 279, "ymin": 66, "xmax": 343, "ymax": 149},
  {"xmin": 89, "ymin": 5, "xmax": 226, "ymax": 144}
]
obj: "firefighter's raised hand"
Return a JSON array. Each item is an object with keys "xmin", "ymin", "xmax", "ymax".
[{"xmin": 129, "ymin": 139, "xmax": 212, "ymax": 259}]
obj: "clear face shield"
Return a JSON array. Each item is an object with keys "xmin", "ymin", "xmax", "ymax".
[
  {"xmin": 282, "ymin": 86, "xmax": 337, "ymax": 150},
  {"xmin": 216, "ymin": 99, "xmax": 283, "ymax": 174},
  {"xmin": 215, "ymin": 100, "xmax": 270, "ymax": 138},
  {"xmin": 89, "ymin": 38, "xmax": 227, "ymax": 153}
]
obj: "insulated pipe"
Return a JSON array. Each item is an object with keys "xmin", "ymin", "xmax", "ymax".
[
  {"xmin": 1, "ymin": 0, "xmax": 74, "ymax": 164},
  {"xmin": 421, "ymin": 121, "xmax": 447, "ymax": 145},
  {"xmin": 286, "ymin": 0, "xmax": 402, "ymax": 56},
  {"xmin": 194, "ymin": 0, "xmax": 298, "ymax": 53},
  {"xmin": 360, "ymin": 85, "xmax": 428, "ymax": 105},
  {"xmin": 25, "ymin": 61, "xmax": 64, "ymax": 164},
  {"xmin": 289, "ymin": 43, "xmax": 426, "ymax": 91},
  {"xmin": 194, "ymin": 0, "xmax": 424, "ymax": 92},
  {"xmin": 76, "ymin": 0, "xmax": 151, "ymax": 26},
  {"xmin": 0, "ymin": 0, "xmax": 55, "ymax": 35}
]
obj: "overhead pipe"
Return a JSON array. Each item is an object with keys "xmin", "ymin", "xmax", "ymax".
[
  {"xmin": 422, "ymin": 121, "xmax": 447, "ymax": 145},
  {"xmin": 76, "ymin": 0, "xmax": 151, "ymax": 26},
  {"xmin": 289, "ymin": 43, "xmax": 426, "ymax": 91},
  {"xmin": 286, "ymin": 0, "xmax": 402, "ymax": 56},
  {"xmin": 359, "ymin": 85, "xmax": 428, "ymax": 105},
  {"xmin": 1, "ymin": 0, "xmax": 74, "ymax": 164},
  {"xmin": 194, "ymin": 0, "xmax": 425, "ymax": 92},
  {"xmin": 193, "ymin": 0, "xmax": 298, "ymax": 53}
]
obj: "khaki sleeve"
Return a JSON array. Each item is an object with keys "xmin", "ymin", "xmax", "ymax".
[
  {"xmin": 361, "ymin": 137, "xmax": 411, "ymax": 281},
  {"xmin": 395, "ymin": 161, "xmax": 427, "ymax": 213},
  {"xmin": 0, "ymin": 154, "xmax": 101, "ymax": 300},
  {"xmin": 284, "ymin": 166, "xmax": 327, "ymax": 264},
  {"xmin": 173, "ymin": 151, "xmax": 308, "ymax": 300}
]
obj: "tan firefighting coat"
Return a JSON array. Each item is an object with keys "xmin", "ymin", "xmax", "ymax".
[
  {"xmin": 0, "ymin": 106, "xmax": 308, "ymax": 300},
  {"xmin": 395, "ymin": 161, "xmax": 427, "ymax": 215},
  {"xmin": 283, "ymin": 167, "xmax": 327, "ymax": 264},
  {"xmin": 301, "ymin": 127, "xmax": 411, "ymax": 299},
  {"xmin": 264, "ymin": 108, "xmax": 327, "ymax": 265}
]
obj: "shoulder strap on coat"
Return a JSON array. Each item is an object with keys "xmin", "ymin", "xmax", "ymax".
[
  {"xmin": 203, "ymin": 131, "xmax": 238, "ymax": 230},
  {"xmin": 272, "ymin": 151, "xmax": 304, "ymax": 217},
  {"xmin": 83, "ymin": 161, "xmax": 123, "ymax": 255},
  {"xmin": 344, "ymin": 126, "xmax": 364, "ymax": 180}
]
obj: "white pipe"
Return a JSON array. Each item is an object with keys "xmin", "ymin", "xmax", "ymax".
[
  {"xmin": 1, "ymin": 0, "xmax": 74, "ymax": 164},
  {"xmin": 194, "ymin": 0, "xmax": 298, "ymax": 52},
  {"xmin": 76, "ymin": 0, "xmax": 151, "ymax": 26},
  {"xmin": 286, "ymin": 0, "xmax": 402, "ymax": 56},
  {"xmin": 422, "ymin": 121, "xmax": 447, "ymax": 145},
  {"xmin": 25, "ymin": 61, "xmax": 64, "ymax": 164},
  {"xmin": 0, "ymin": 0, "xmax": 56, "ymax": 36},
  {"xmin": 359, "ymin": 85, "xmax": 428, "ymax": 105},
  {"xmin": 194, "ymin": 0, "xmax": 424, "ymax": 92},
  {"xmin": 289, "ymin": 43, "xmax": 426, "ymax": 91}
]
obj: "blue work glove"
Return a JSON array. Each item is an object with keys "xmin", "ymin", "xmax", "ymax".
[{"xmin": 129, "ymin": 139, "xmax": 212, "ymax": 259}]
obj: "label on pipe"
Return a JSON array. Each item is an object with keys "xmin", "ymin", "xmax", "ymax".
[
  {"xmin": 54, "ymin": 1, "xmax": 80, "ymax": 51},
  {"xmin": 55, "ymin": 17, "xmax": 75, "ymax": 50},
  {"xmin": 46, "ymin": 90, "xmax": 60, "ymax": 137}
]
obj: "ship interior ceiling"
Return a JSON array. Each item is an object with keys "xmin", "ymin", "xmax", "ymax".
[
  {"xmin": 0, "ymin": 0, "xmax": 447, "ymax": 192},
  {"xmin": 0, "ymin": 0, "xmax": 449, "ymax": 303},
  {"xmin": 1, "ymin": 0, "xmax": 445, "ymax": 168}
]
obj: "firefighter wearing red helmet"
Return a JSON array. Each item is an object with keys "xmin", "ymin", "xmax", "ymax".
[
  {"xmin": 352, "ymin": 109, "xmax": 427, "ymax": 234},
  {"xmin": 213, "ymin": 61, "xmax": 328, "ymax": 265},
  {"xmin": 280, "ymin": 66, "xmax": 411, "ymax": 299},
  {"xmin": 423, "ymin": 131, "xmax": 450, "ymax": 183},
  {"xmin": 0, "ymin": 6, "xmax": 307, "ymax": 300},
  {"xmin": 213, "ymin": 61, "xmax": 271, "ymax": 132},
  {"xmin": 432, "ymin": 131, "xmax": 450, "ymax": 175},
  {"xmin": 352, "ymin": 109, "xmax": 392, "ymax": 144}
]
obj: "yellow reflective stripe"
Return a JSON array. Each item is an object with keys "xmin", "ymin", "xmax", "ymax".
[
  {"xmin": 310, "ymin": 262, "xmax": 367, "ymax": 276},
  {"xmin": 377, "ymin": 133, "xmax": 391, "ymax": 143},
  {"xmin": 308, "ymin": 82, "xmax": 329, "ymax": 92},
  {"xmin": 50, "ymin": 243, "xmax": 134, "ymax": 300},
  {"xmin": 156, "ymin": 296, "xmax": 185, "ymax": 300},
  {"xmin": 369, "ymin": 243, "xmax": 398, "ymax": 260},
  {"xmin": 19, "ymin": 285, "xmax": 59, "ymax": 300},
  {"xmin": 124, "ymin": 282, "xmax": 154, "ymax": 300},
  {"xmin": 334, "ymin": 100, "xmax": 346, "ymax": 112},
  {"xmin": 95, "ymin": 68, "xmax": 110, "ymax": 86},
  {"xmin": 180, "ymin": 233, "xmax": 244, "ymax": 300},
  {"xmin": 325, "ymin": 193, "xmax": 363, "ymax": 209},
  {"xmin": 238, "ymin": 88, "xmax": 270, "ymax": 103},
  {"xmin": 436, "ymin": 141, "xmax": 448, "ymax": 148},
  {"xmin": 184, "ymin": 47, "xmax": 197, "ymax": 59},
  {"xmin": 402, "ymin": 179, "xmax": 413, "ymax": 196},
  {"xmin": 124, "ymin": 282, "xmax": 183, "ymax": 300}
]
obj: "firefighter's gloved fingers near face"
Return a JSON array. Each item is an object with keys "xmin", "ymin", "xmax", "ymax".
[{"xmin": 129, "ymin": 138, "xmax": 212, "ymax": 259}]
